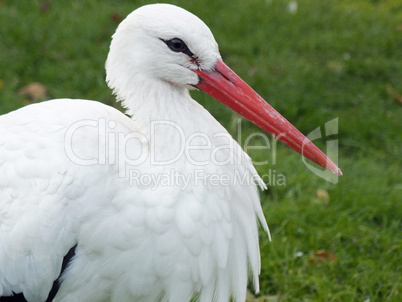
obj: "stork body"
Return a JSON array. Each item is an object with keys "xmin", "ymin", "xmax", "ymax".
[
  {"xmin": 0, "ymin": 4, "xmax": 340, "ymax": 302},
  {"xmin": 1, "ymin": 98, "xmax": 265, "ymax": 302}
]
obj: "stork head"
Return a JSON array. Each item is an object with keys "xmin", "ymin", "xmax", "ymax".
[
  {"xmin": 106, "ymin": 4, "xmax": 220, "ymax": 93},
  {"xmin": 106, "ymin": 4, "xmax": 342, "ymax": 176}
]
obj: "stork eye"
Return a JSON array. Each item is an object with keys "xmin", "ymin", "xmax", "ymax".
[
  {"xmin": 161, "ymin": 38, "xmax": 196, "ymax": 58},
  {"xmin": 167, "ymin": 38, "xmax": 187, "ymax": 52}
]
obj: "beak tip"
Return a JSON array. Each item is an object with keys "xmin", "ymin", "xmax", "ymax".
[{"xmin": 329, "ymin": 166, "xmax": 342, "ymax": 176}]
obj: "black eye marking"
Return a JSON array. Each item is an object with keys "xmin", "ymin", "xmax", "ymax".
[{"xmin": 161, "ymin": 38, "xmax": 196, "ymax": 58}]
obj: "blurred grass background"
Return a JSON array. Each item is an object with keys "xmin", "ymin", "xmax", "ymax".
[{"xmin": 0, "ymin": 0, "xmax": 401, "ymax": 301}]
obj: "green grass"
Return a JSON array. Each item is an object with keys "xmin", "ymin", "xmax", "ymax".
[{"xmin": 0, "ymin": 0, "xmax": 401, "ymax": 301}]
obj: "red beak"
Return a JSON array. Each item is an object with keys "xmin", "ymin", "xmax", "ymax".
[{"xmin": 195, "ymin": 60, "xmax": 342, "ymax": 176}]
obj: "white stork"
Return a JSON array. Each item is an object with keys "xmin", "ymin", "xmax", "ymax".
[{"xmin": 0, "ymin": 4, "xmax": 341, "ymax": 302}]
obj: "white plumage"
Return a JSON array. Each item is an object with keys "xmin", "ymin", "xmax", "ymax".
[{"xmin": 0, "ymin": 4, "xmax": 340, "ymax": 302}]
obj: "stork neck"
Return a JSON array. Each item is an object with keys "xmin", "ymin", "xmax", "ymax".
[
  {"xmin": 121, "ymin": 78, "xmax": 213, "ymax": 140},
  {"xmin": 117, "ymin": 78, "xmax": 224, "ymax": 166}
]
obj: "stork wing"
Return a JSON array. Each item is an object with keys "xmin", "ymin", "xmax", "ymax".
[
  {"xmin": 0, "ymin": 102, "xmax": 79, "ymax": 300},
  {"xmin": 0, "ymin": 99, "xmax": 132, "ymax": 300}
]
